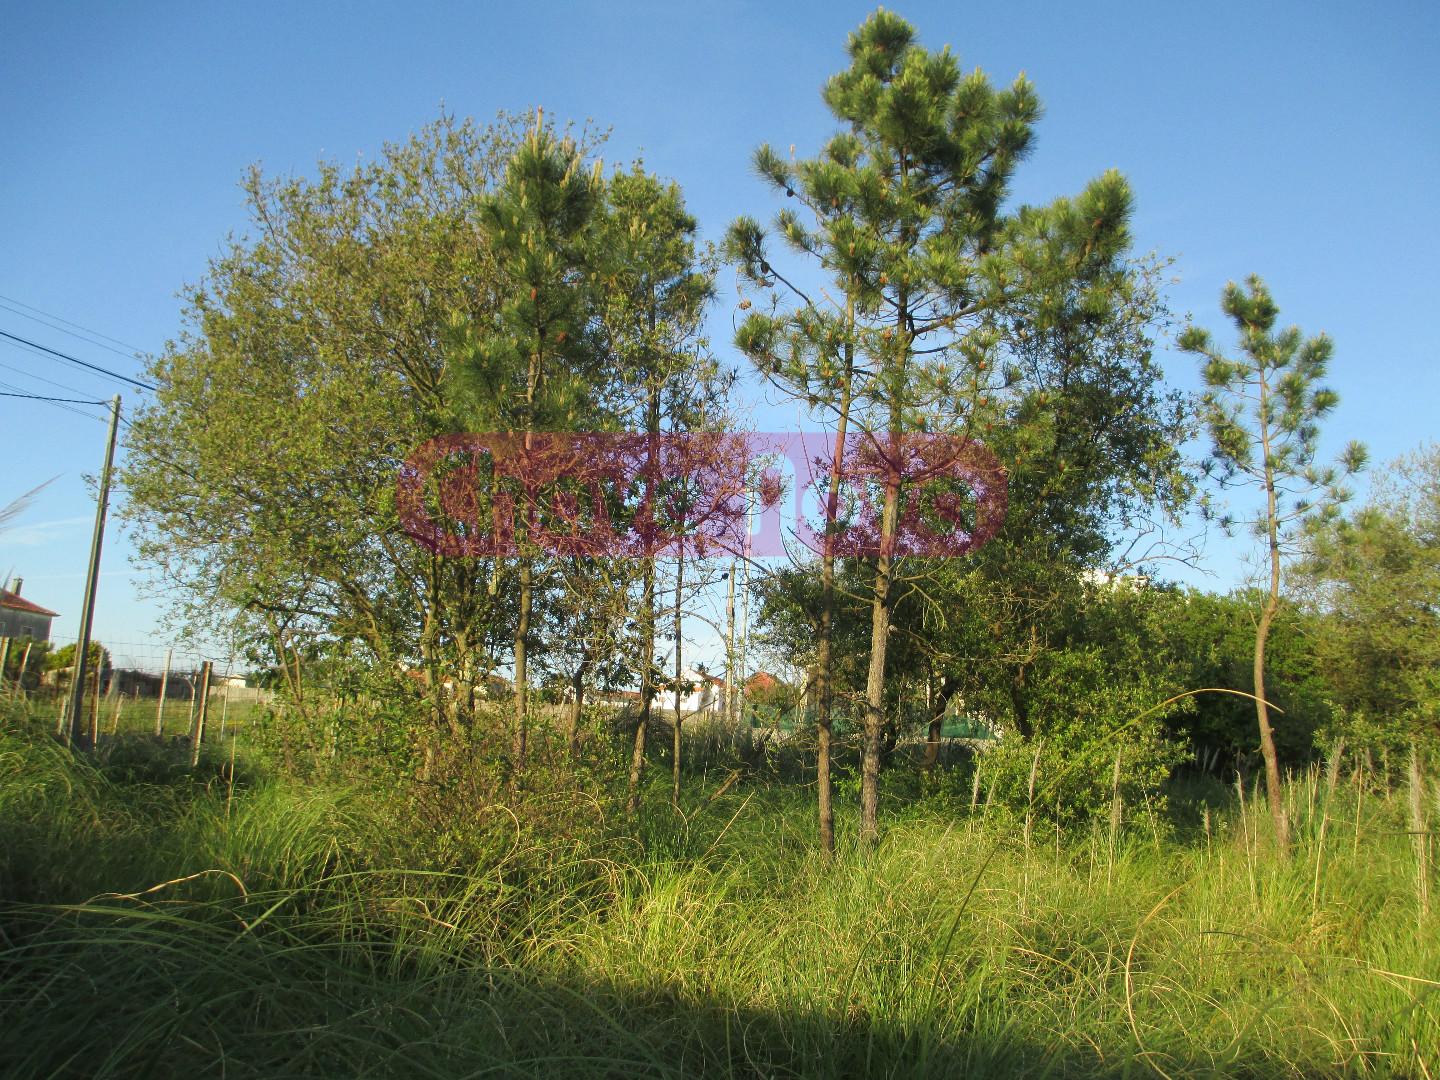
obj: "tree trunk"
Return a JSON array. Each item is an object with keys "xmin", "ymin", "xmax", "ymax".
[
  {"xmin": 513, "ymin": 344, "xmax": 541, "ymax": 772},
  {"xmin": 859, "ymin": 280, "xmax": 907, "ymax": 848},
  {"xmin": 565, "ymin": 648, "xmax": 589, "ymax": 759},
  {"xmin": 672, "ymin": 551, "xmax": 685, "ymax": 809},
  {"xmin": 627, "ymin": 558, "xmax": 654, "ymax": 814},
  {"xmin": 627, "ymin": 389, "xmax": 663, "ymax": 815},
  {"xmin": 1255, "ymin": 376, "xmax": 1292, "ymax": 853},
  {"xmin": 923, "ymin": 676, "xmax": 960, "ymax": 770},
  {"xmin": 859, "ymin": 429, "xmax": 902, "ymax": 848},
  {"xmin": 1009, "ymin": 673, "xmax": 1035, "ymax": 742},
  {"xmin": 513, "ymin": 559, "xmax": 531, "ymax": 768},
  {"xmin": 816, "ymin": 305, "xmax": 855, "ymax": 857}
]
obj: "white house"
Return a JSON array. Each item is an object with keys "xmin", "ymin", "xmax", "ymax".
[{"xmin": 653, "ymin": 666, "xmax": 723, "ymax": 716}]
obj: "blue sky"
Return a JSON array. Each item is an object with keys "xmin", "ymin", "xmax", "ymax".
[{"xmin": 2, "ymin": 1, "xmax": 1436, "ymax": 667}]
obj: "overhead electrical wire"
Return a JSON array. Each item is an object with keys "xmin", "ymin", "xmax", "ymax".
[
  {"xmin": 0, "ymin": 292, "xmax": 146, "ymax": 355},
  {"xmin": 0, "ymin": 389, "xmax": 109, "ymax": 405},
  {"xmin": 0, "ymin": 356, "xmax": 99, "ymax": 399},
  {"xmin": 0, "ymin": 328, "xmax": 156, "ymax": 392},
  {"xmin": 0, "ymin": 380, "xmax": 110, "ymax": 423}
]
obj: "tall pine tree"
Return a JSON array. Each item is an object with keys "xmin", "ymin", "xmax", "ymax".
[
  {"xmin": 450, "ymin": 114, "xmax": 602, "ymax": 769},
  {"xmin": 728, "ymin": 10, "xmax": 1141, "ymax": 846}
]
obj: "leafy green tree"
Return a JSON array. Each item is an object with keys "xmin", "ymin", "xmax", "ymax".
[
  {"xmin": 2, "ymin": 636, "xmax": 50, "ymax": 692},
  {"xmin": 1149, "ymin": 587, "xmax": 1329, "ymax": 766},
  {"xmin": 1179, "ymin": 276, "xmax": 1366, "ymax": 849},
  {"xmin": 729, "ymin": 10, "xmax": 1182, "ymax": 846},
  {"xmin": 45, "ymin": 641, "xmax": 110, "ymax": 677},
  {"xmin": 121, "ymin": 113, "xmax": 593, "ymax": 747},
  {"xmin": 1297, "ymin": 444, "xmax": 1440, "ymax": 759}
]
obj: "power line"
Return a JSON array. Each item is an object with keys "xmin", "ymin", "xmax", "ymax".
[
  {"xmin": 0, "ymin": 380, "xmax": 110, "ymax": 423},
  {"xmin": 0, "ymin": 299, "xmax": 145, "ymax": 362},
  {"xmin": 0, "ymin": 328, "xmax": 156, "ymax": 392},
  {"xmin": 0, "ymin": 390, "xmax": 109, "ymax": 405},
  {"xmin": 0, "ymin": 292, "xmax": 146, "ymax": 355},
  {"xmin": 0, "ymin": 356, "xmax": 97, "ymax": 399}
]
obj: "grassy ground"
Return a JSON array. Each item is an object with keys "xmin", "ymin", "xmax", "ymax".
[{"xmin": 1, "ymin": 705, "xmax": 1436, "ymax": 1078}]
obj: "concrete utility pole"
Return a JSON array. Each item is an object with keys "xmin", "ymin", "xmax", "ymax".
[
  {"xmin": 68, "ymin": 394, "xmax": 120, "ymax": 749},
  {"xmin": 724, "ymin": 564, "xmax": 736, "ymax": 724}
]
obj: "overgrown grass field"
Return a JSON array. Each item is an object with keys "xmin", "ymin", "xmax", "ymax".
[{"xmin": 1, "ymin": 707, "xmax": 1436, "ymax": 1078}]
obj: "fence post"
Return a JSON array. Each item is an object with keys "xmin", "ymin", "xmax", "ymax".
[
  {"xmin": 89, "ymin": 668, "xmax": 100, "ymax": 745},
  {"xmin": 219, "ymin": 661, "xmax": 233, "ymax": 738},
  {"xmin": 190, "ymin": 661, "xmax": 213, "ymax": 767},
  {"xmin": 155, "ymin": 647, "xmax": 172, "ymax": 736},
  {"xmin": 0, "ymin": 636, "xmax": 10, "ymax": 687},
  {"xmin": 17, "ymin": 641, "xmax": 32, "ymax": 695}
]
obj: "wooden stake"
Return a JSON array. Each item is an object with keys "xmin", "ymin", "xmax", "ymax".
[
  {"xmin": 190, "ymin": 661, "xmax": 212, "ymax": 767},
  {"xmin": 16, "ymin": 641, "xmax": 32, "ymax": 694},
  {"xmin": 89, "ymin": 668, "xmax": 100, "ymax": 745},
  {"xmin": 155, "ymin": 647, "xmax": 172, "ymax": 736},
  {"xmin": 1410, "ymin": 749, "xmax": 1430, "ymax": 924}
]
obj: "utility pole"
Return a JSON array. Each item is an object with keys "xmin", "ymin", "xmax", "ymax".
[
  {"xmin": 68, "ymin": 394, "xmax": 120, "ymax": 749},
  {"xmin": 736, "ymin": 491, "xmax": 753, "ymax": 728},
  {"xmin": 723, "ymin": 564, "xmax": 736, "ymax": 725}
]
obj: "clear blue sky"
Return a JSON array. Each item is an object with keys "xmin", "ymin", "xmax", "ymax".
[{"xmin": 2, "ymin": 1, "xmax": 1436, "ymax": 667}]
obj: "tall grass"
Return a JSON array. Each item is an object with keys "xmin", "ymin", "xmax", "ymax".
[{"xmin": 1, "ymin": 710, "xmax": 1436, "ymax": 1077}]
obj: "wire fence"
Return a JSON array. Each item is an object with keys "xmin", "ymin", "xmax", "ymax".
[{"xmin": 1, "ymin": 632, "xmax": 276, "ymax": 742}]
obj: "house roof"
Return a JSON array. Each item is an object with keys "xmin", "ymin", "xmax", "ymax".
[{"xmin": 0, "ymin": 588, "xmax": 58, "ymax": 619}]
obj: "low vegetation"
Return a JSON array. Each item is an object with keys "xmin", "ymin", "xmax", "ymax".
[{"xmin": 2, "ymin": 699, "xmax": 1436, "ymax": 1078}]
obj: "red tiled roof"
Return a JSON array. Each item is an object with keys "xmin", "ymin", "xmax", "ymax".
[{"xmin": 0, "ymin": 589, "xmax": 58, "ymax": 618}]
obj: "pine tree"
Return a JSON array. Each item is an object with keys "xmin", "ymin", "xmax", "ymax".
[
  {"xmin": 596, "ymin": 165, "xmax": 719, "ymax": 814},
  {"xmin": 1180, "ymin": 275, "xmax": 1366, "ymax": 851},
  {"xmin": 451, "ymin": 114, "xmax": 602, "ymax": 769},
  {"xmin": 728, "ymin": 9, "xmax": 1138, "ymax": 847}
]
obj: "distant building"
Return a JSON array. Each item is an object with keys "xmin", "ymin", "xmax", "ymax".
[
  {"xmin": 0, "ymin": 578, "xmax": 58, "ymax": 642},
  {"xmin": 654, "ymin": 666, "xmax": 723, "ymax": 715},
  {"xmin": 745, "ymin": 671, "xmax": 780, "ymax": 695},
  {"xmin": 1081, "ymin": 568, "xmax": 1150, "ymax": 592}
]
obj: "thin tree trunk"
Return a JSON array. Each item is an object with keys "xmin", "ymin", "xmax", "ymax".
[
  {"xmin": 816, "ymin": 301, "xmax": 856, "ymax": 857},
  {"xmin": 860, "ymin": 424, "xmax": 902, "ymax": 848},
  {"xmin": 923, "ymin": 676, "xmax": 959, "ymax": 770},
  {"xmin": 513, "ymin": 341, "xmax": 542, "ymax": 771},
  {"xmin": 1256, "ymin": 376, "xmax": 1292, "ymax": 853},
  {"xmin": 672, "ymin": 551, "xmax": 685, "ymax": 809},
  {"xmin": 859, "ymin": 280, "xmax": 907, "ymax": 848},
  {"xmin": 566, "ymin": 648, "xmax": 589, "ymax": 760},
  {"xmin": 513, "ymin": 559, "xmax": 531, "ymax": 767},
  {"xmin": 627, "ymin": 389, "xmax": 662, "ymax": 814},
  {"xmin": 627, "ymin": 556, "xmax": 655, "ymax": 814}
]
